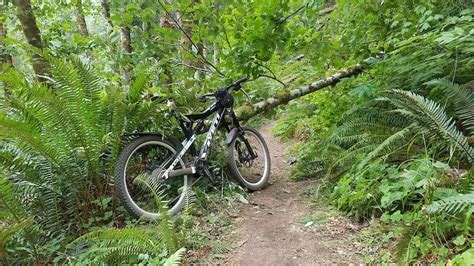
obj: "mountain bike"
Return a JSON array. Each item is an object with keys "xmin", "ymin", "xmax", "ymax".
[{"xmin": 114, "ymin": 77, "xmax": 271, "ymax": 219}]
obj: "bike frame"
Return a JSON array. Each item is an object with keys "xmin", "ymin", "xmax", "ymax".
[{"xmin": 162, "ymin": 101, "xmax": 242, "ymax": 179}]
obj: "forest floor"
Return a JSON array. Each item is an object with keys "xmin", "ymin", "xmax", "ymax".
[{"xmin": 198, "ymin": 121, "xmax": 368, "ymax": 265}]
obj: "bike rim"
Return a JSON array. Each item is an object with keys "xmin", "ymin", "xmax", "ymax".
[
  {"xmin": 232, "ymin": 130, "xmax": 269, "ymax": 186},
  {"xmin": 123, "ymin": 141, "xmax": 188, "ymax": 218}
]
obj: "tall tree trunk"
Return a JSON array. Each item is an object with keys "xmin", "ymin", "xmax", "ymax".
[
  {"xmin": 179, "ymin": 0, "xmax": 206, "ymax": 78},
  {"xmin": 0, "ymin": 21, "xmax": 13, "ymax": 97},
  {"xmin": 120, "ymin": 27, "xmax": 132, "ymax": 53},
  {"xmin": 0, "ymin": 22, "xmax": 13, "ymax": 68},
  {"xmin": 159, "ymin": 15, "xmax": 174, "ymax": 86},
  {"xmin": 101, "ymin": 0, "xmax": 113, "ymax": 27},
  {"xmin": 14, "ymin": 0, "xmax": 49, "ymax": 81},
  {"xmin": 236, "ymin": 64, "xmax": 365, "ymax": 121},
  {"xmin": 75, "ymin": 0, "xmax": 89, "ymax": 36},
  {"xmin": 101, "ymin": 0, "xmax": 132, "ymax": 80},
  {"xmin": 120, "ymin": 26, "xmax": 132, "ymax": 80}
]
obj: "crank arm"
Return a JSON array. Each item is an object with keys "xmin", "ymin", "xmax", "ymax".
[{"xmin": 166, "ymin": 167, "xmax": 196, "ymax": 178}]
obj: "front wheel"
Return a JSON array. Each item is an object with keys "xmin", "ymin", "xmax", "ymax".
[
  {"xmin": 115, "ymin": 135, "xmax": 189, "ymax": 220},
  {"xmin": 227, "ymin": 126, "xmax": 271, "ymax": 191}
]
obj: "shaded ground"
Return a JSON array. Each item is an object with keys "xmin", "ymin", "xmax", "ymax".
[{"xmin": 224, "ymin": 121, "xmax": 365, "ymax": 265}]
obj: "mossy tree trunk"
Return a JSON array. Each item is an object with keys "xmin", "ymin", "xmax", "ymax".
[
  {"xmin": 14, "ymin": 0, "xmax": 50, "ymax": 82},
  {"xmin": 120, "ymin": 27, "xmax": 132, "ymax": 53},
  {"xmin": 75, "ymin": 0, "xmax": 89, "ymax": 36},
  {"xmin": 159, "ymin": 14, "xmax": 175, "ymax": 86},
  {"xmin": 0, "ymin": 21, "xmax": 13, "ymax": 68},
  {"xmin": 101, "ymin": 0, "xmax": 113, "ymax": 27},
  {"xmin": 235, "ymin": 64, "xmax": 365, "ymax": 121}
]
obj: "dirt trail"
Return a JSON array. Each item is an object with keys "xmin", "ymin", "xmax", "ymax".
[{"xmin": 225, "ymin": 121, "xmax": 363, "ymax": 265}]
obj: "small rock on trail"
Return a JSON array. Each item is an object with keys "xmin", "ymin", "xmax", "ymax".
[{"xmin": 225, "ymin": 121, "xmax": 363, "ymax": 265}]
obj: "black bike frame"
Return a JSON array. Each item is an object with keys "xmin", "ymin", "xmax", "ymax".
[{"xmin": 162, "ymin": 101, "xmax": 238, "ymax": 179}]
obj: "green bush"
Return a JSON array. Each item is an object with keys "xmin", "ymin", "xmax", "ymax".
[
  {"xmin": 290, "ymin": 5, "xmax": 474, "ymax": 263},
  {"xmin": 0, "ymin": 58, "xmax": 172, "ymax": 263}
]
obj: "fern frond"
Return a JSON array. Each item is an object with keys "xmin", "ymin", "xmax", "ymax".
[
  {"xmin": 357, "ymin": 124, "xmax": 415, "ymax": 169},
  {"xmin": 327, "ymin": 142, "xmax": 379, "ymax": 176},
  {"xmin": 426, "ymin": 78, "xmax": 474, "ymax": 136},
  {"xmin": 72, "ymin": 227, "xmax": 159, "ymax": 248},
  {"xmin": 382, "ymin": 89, "xmax": 474, "ymax": 163},
  {"xmin": 70, "ymin": 178, "xmax": 185, "ymax": 264},
  {"xmin": 163, "ymin": 247, "xmax": 186, "ymax": 266},
  {"xmin": 0, "ymin": 175, "xmax": 26, "ymax": 220},
  {"xmin": 428, "ymin": 192, "xmax": 474, "ymax": 214},
  {"xmin": 0, "ymin": 219, "xmax": 32, "ymax": 259}
]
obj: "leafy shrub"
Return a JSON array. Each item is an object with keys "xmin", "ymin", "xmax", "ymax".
[
  {"xmin": 332, "ymin": 160, "xmax": 389, "ymax": 219},
  {"xmin": 325, "ymin": 84, "xmax": 474, "ymax": 261},
  {"xmin": 0, "ymin": 58, "xmax": 172, "ymax": 262},
  {"xmin": 69, "ymin": 179, "xmax": 190, "ymax": 265},
  {"xmin": 292, "ymin": 6, "xmax": 474, "ymax": 263}
]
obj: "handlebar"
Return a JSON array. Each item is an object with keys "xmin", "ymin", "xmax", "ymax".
[
  {"xmin": 152, "ymin": 76, "xmax": 251, "ymax": 103},
  {"xmin": 223, "ymin": 76, "xmax": 249, "ymax": 91},
  {"xmin": 198, "ymin": 76, "xmax": 250, "ymax": 102}
]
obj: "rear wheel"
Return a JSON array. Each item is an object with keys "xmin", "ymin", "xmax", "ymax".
[
  {"xmin": 115, "ymin": 135, "xmax": 189, "ymax": 219},
  {"xmin": 227, "ymin": 126, "xmax": 271, "ymax": 190}
]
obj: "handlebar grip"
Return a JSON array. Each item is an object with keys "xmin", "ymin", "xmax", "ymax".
[{"xmin": 235, "ymin": 76, "xmax": 249, "ymax": 84}]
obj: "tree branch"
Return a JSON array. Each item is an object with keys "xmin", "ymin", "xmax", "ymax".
[
  {"xmin": 254, "ymin": 62, "xmax": 287, "ymax": 87},
  {"xmin": 157, "ymin": 0, "xmax": 225, "ymax": 76},
  {"xmin": 170, "ymin": 61, "xmax": 212, "ymax": 74},
  {"xmin": 274, "ymin": 4, "xmax": 306, "ymax": 29},
  {"xmin": 236, "ymin": 63, "xmax": 367, "ymax": 121},
  {"xmin": 177, "ymin": 43, "xmax": 213, "ymax": 72},
  {"xmin": 257, "ymin": 74, "xmax": 287, "ymax": 88}
]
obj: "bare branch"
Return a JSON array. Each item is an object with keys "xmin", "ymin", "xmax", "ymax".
[
  {"xmin": 157, "ymin": 0, "xmax": 225, "ymax": 77},
  {"xmin": 257, "ymin": 74, "xmax": 287, "ymax": 88},
  {"xmin": 255, "ymin": 62, "xmax": 287, "ymax": 87},
  {"xmin": 274, "ymin": 4, "xmax": 307, "ymax": 29},
  {"xmin": 170, "ymin": 61, "xmax": 212, "ymax": 74}
]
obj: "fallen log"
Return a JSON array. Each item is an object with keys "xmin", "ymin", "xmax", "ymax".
[{"xmin": 236, "ymin": 63, "xmax": 365, "ymax": 121}]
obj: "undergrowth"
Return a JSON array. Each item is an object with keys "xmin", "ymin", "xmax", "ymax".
[{"xmin": 274, "ymin": 3, "xmax": 474, "ymax": 264}]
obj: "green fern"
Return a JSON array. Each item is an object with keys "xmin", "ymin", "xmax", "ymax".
[
  {"xmin": 426, "ymin": 78, "xmax": 474, "ymax": 136},
  {"xmin": 356, "ymin": 124, "xmax": 415, "ymax": 170},
  {"xmin": 0, "ymin": 175, "xmax": 39, "ymax": 262},
  {"xmin": 0, "ymin": 58, "xmax": 167, "ymax": 239},
  {"xmin": 380, "ymin": 89, "xmax": 474, "ymax": 163},
  {"xmin": 327, "ymin": 86, "xmax": 473, "ymax": 179},
  {"xmin": 69, "ymin": 178, "xmax": 191, "ymax": 264},
  {"xmin": 0, "ymin": 219, "xmax": 33, "ymax": 260},
  {"xmin": 163, "ymin": 247, "xmax": 187, "ymax": 266},
  {"xmin": 428, "ymin": 192, "xmax": 474, "ymax": 214}
]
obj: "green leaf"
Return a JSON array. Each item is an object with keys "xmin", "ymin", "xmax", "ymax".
[
  {"xmin": 453, "ymin": 235, "xmax": 466, "ymax": 246},
  {"xmin": 390, "ymin": 211, "xmax": 402, "ymax": 222},
  {"xmin": 123, "ymin": 13, "xmax": 133, "ymax": 25}
]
